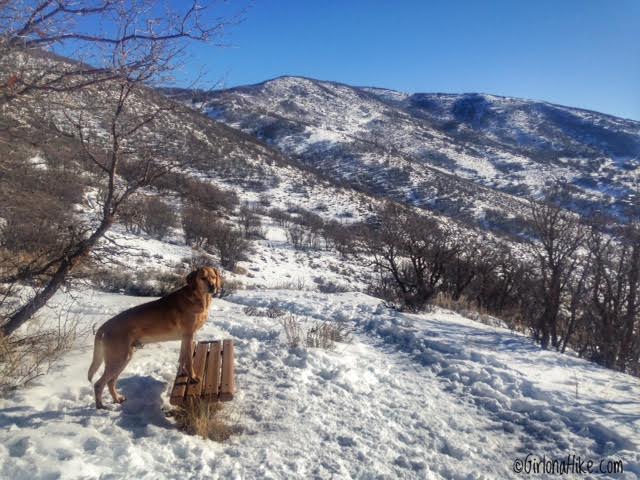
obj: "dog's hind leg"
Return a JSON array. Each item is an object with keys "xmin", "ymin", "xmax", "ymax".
[
  {"xmin": 105, "ymin": 344, "xmax": 133, "ymax": 404},
  {"xmin": 107, "ymin": 377, "xmax": 126, "ymax": 404},
  {"xmin": 94, "ymin": 342, "xmax": 132, "ymax": 408},
  {"xmin": 94, "ymin": 371, "xmax": 109, "ymax": 409}
]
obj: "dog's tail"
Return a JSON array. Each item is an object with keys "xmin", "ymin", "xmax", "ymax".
[{"xmin": 88, "ymin": 327, "xmax": 105, "ymax": 382}]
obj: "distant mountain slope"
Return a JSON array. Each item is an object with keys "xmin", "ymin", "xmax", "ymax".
[
  {"xmin": 179, "ymin": 76, "xmax": 640, "ymax": 221},
  {"xmin": 1, "ymin": 56, "xmax": 381, "ymax": 225}
]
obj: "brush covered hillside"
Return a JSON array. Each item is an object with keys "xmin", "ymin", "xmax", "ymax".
[
  {"xmin": 177, "ymin": 76, "xmax": 640, "ymax": 224},
  {"xmin": 2, "ymin": 52, "xmax": 640, "ymax": 480}
]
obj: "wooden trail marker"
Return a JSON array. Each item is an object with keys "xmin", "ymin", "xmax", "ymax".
[{"xmin": 170, "ymin": 340, "xmax": 236, "ymax": 406}]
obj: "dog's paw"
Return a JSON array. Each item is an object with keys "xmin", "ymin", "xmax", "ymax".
[
  {"xmin": 115, "ymin": 395, "xmax": 127, "ymax": 404},
  {"xmin": 189, "ymin": 375, "xmax": 200, "ymax": 384}
]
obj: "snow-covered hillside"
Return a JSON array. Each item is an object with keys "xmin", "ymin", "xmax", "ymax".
[
  {"xmin": 1, "ymin": 227, "xmax": 639, "ymax": 479},
  {"xmin": 188, "ymin": 76, "xmax": 640, "ymax": 221}
]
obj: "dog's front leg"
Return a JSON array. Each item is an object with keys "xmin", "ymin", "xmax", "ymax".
[{"xmin": 179, "ymin": 332, "xmax": 199, "ymax": 383}]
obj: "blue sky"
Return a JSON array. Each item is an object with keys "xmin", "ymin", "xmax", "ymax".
[
  {"xmin": 58, "ymin": 0, "xmax": 638, "ymax": 120},
  {"xmin": 173, "ymin": 0, "xmax": 639, "ymax": 120}
]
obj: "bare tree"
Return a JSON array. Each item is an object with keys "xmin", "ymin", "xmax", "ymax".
[
  {"xmin": 526, "ymin": 190, "xmax": 586, "ymax": 349},
  {"xmin": 364, "ymin": 202, "xmax": 457, "ymax": 310},
  {"xmin": 238, "ymin": 203, "xmax": 262, "ymax": 239},
  {"xmin": 618, "ymin": 221, "xmax": 640, "ymax": 371},
  {"xmin": 1, "ymin": 1, "xmax": 234, "ymax": 336},
  {"xmin": 0, "ymin": 0, "xmax": 232, "ymax": 100}
]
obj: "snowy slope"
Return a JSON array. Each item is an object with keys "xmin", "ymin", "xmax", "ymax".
[
  {"xmin": 2, "ymin": 193, "xmax": 640, "ymax": 479},
  {"xmin": 2, "ymin": 287, "xmax": 639, "ymax": 479},
  {"xmin": 185, "ymin": 76, "xmax": 640, "ymax": 221}
]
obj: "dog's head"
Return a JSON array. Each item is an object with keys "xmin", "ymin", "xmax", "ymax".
[{"xmin": 186, "ymin": 267, "xmax": 223, "ymax": 296}]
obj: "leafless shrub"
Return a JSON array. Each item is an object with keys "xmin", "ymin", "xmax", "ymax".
[
  {"xmin": 182, "ymin": 206, "xmax": 248, "ymax": 270},
  {"xmin": 182, "ymin": 204, "xmax": 218, "ymax": 248},
  {"xmin": 314, "ymin": 276, "xmax": 350, "ymax": 294},
  {"xmin": 322, "ymin": 220, "xmax": 358, "ymax": 256},
  {"xmin": 285, "ymin": 223, "xmax": 308, "ymax": 250},
  {"xmin": 238, "ymin": 204, "xmax": 263, "ymax": 239},
  {"xmin": 207, "ymin": 223, "xmax": 249, "ymax": 271},
  {"xmin": 272, "ymin": 278, "xmax": 309, "ymax": 291},
  {"xmin": 0, "ymin": 166, "xmax": 81, "ymax": 260},
  {"xmin": 266, "ymin": 305, "xmax": 286, "ymax": 318},
  {"xmin": 282, "ymin": 209, "xmax": 325, "ymax": 250},
  {"xmin": 243, "ymin": 305, "xmax": 260, "ymax": 317},
  {"xmin": 257, "ymin": 194, "xmax": 271, "ymax": 208},
  {"xmin": 366, "ymin": 273, "xmax": 408, "ymax": 312},
  {"xmin": 269, "ymin": 208, "xmax": 293, "ymax": 228},
  {"xmin": 0, "ymin": 310, "xmax": 79, "ymax": 396},
  {"xmin": 183, "ymin": 251, "xmax": 216, "ymax": 271},
  {"xmin": 119, "ymin": 194, "xmax": 178, "ymax": 239},
  {"xmin": 118, "ymin": 194, "xmax": 144, "ymax": 235},
  {"xmin": 181, "ymin": 177, "xmax": 238, "ymax": 212},
  {"xmin": 138, "ymin": 196, "xmax": 178, "ymax": 239}
]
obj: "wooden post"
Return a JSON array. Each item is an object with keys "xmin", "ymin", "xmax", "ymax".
[
  {"xmin": 203, "ymin": 341, "xmax": 222, "ymax": 401},
  {"xmin": 219, "ymin": 339, "xmax": 235, "ymax": 401},
  {"xmin": 186, "ymin": 342, "xmax": 208, "ymax": 397}
]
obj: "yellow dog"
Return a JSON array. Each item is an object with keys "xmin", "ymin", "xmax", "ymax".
[{"xmin": 88, "ymin": 267, "xmax": 222, "ymax": 409}]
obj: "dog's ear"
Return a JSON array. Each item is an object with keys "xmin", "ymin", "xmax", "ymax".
[{"xmin": 186, "ymin": 270, "xmax": 198, "ymax": 288}]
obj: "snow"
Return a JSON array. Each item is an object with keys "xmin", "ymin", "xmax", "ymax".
[
  {"xmin": 301, "ymin": 126, "xmax": 348, "ymax": 150},
  {"xmin": 2, "ymin": 286, "xmax": 639, "ymax": 479},
  {"xmin": 27, "ymin": 154, "xmax": 48, "ymax": 171}
]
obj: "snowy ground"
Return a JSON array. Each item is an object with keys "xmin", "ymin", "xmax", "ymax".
[
  {"xmin": 2, "ymin": 216, "xmax": 640, "ymax": 479},
  {"xmin": 1, "ymin": 286, "xmax": 639, "ymax": 479}
]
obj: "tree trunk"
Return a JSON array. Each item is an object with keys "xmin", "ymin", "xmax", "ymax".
[
  {"xmin": 618, "ymin": 239, "xmax": 640, "ymax": 372},
  {"xmin": 1, "ymin": 216, "xmax": 112, "ymax": 337}
]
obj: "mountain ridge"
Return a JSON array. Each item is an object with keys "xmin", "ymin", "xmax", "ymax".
[
  {"xmin": 173, "ymin": 75, "xmax": 639, "ymax": 224},
  {"xmin": 177, "ymin": 74, "xmax": 640, "ymax": 123}
]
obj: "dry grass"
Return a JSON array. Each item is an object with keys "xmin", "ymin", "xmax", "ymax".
[
  {"xmin": 432, "ymin": 292, "xmax": 481, "ymax": 313},
  {"xmin": 243, "ymin": 303, "xmax": 286, "ymax": 319},
  {"xmin": 306, "ymin": 321, "xmax": 353, "ymax": 349},
  {"xmin": 271, "ymin": 278, "xmax": 309, "ymax": 291},
  {"xmin": 280, "ymin": 314, "xmax": 303, "ymax": 348},
  {"xmin": 219, "ymin": 279, "xmax": 242, "ymax": 298},
  {"xmin": 431, "ymin": 292, "xmax": 511, "ymax": 329},
  {"xmin": 170, "ymin": 399, "xmax": 240, "ymax": 442},
  {"xmin": 280, "ymin": 313, "xmax": 352, "ymax": 350},
  {"xmin": 91, "ymin": 267, "xmax": 183, "ymax": 297},
  {"xmin": 233, "ymin": 266, "xmax": 248, "ymax": 276}
]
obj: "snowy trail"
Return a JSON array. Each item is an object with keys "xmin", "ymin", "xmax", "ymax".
[{"xmin": 1, "ymin": 289, "xmax": 639, "ymax": 479}]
